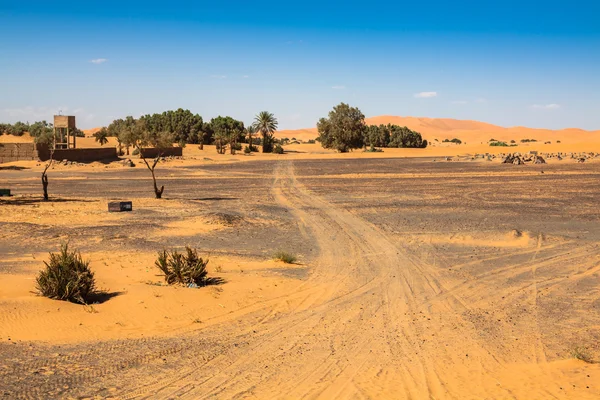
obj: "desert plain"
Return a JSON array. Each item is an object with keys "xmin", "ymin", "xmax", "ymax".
[{"xmin": 1, "ymin": 117, "xmax": 600, "ymax": 399}]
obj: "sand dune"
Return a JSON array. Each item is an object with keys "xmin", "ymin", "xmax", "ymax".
[{"xmin": 276, "ymin": 115, "xmax": 600, "ymax": 145}]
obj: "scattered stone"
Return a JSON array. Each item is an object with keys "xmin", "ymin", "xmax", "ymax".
[{"xmin": 122, "ymin": 159, "xmax": 135, "ymax": 167}]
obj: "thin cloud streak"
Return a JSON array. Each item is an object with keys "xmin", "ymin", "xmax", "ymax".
[
  {"xmin": 532, "ymin": 103, "xmax": 560, "ymax": 110},
  {"xmin": 414, "ymin": 91, "xmax": 438, "ymax": 98}
]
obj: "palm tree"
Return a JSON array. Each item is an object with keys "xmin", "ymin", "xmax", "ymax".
[
  {"xmin": 253, "ymin": 111, "xmax": 278, "ymax": 153},
  {"xmin": 246, "ymin": 125, "xmax": 257, "ymax": 151},
  {"xmin": 93, "ymin": 128, "xmax": 109, "ymax": 146}
]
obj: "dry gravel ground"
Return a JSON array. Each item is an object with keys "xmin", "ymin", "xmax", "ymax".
[{"xmin": 1, "ymin": 157, "xmax": 600, "ymax": 399}]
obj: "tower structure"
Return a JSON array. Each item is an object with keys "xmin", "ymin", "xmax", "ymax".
[{"xmin": 53, "ymin": 115, "xmax": 76, "ymax": 149}]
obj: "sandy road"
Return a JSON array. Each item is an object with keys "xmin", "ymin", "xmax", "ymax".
[
  {"xmin": 110, "ymin": 160, "xmax": 598, "ymax": 399},
  {"xmin": 4, "ymin": 160, "xmax": 598, "ymax": 399}
]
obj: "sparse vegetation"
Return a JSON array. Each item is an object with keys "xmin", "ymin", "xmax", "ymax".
[
  {"xmin": 36, "ymin": 244, "xmax": 96, "ymax": 304},
  {"xmin": 520, "ymin": 138, "xmax": 538, "ymax": 143},
  {"xmin": 273, "ymin": 251, "xmax": 297, "ymax": 264},
  {"xmin": 571, "ymin": 346, "xmax": 596, "ymax": 364},
  {"xmin": 489, "ymin": 141, "xmax": 509, "ymax": 146},
  {"xmin": 273, "ymin": 144, "xmax": 284, "ymax": 154},
  {"xmin": 443, "ymin": 138, "xmax": 462, "ymax": 144},
  {"xmin": 155, "ymin": 246, "xmax": 211, "ymax": 286}
]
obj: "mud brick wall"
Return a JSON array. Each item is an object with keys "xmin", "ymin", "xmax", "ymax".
[
  {"xmin": 37, "ymin": 144, "xmax": 118, "ymax": 162},
  {"xmin": 139, "ymin": 147, "xmax": 183, "ymax": 158},
  {"xmin": 0, "ymin": 143, "xmax": 38, "ymax": 163}
]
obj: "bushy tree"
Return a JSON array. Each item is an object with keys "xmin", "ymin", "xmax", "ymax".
[
  {"xmin": 365, "ymin": 125, "xmax": 390, "ymax": 147},
  {"xmin": 209, "ymin": 116, "xmax": 245, "ymax": 154},
  {"xmin": 254, "ymin": 111, "xmax": 278, "ymax": 153},
  {"xmin": 388, "ymin": 125, "xmax": 427, "ymax": 148},
  {"xmin": 29, "ymin": 121, "xmax": 54, "ymax": 144},
  {"xmin": 317, "ymin": 103, "xmax": 366, "ymax": 152},
  {"xmin": 10, "ymin": 121, "xmax": 29, "ymax": 136},
  {"xmin": 141, "ymin": 109, "xmax": 204, "ymax": 144}
]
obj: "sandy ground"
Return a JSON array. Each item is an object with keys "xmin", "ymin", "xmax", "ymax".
[{"xmin": 0, "ymin": 142, "xmax": 599, "ymax": 398}]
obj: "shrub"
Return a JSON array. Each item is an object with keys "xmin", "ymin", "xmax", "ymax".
[
  {"xmin": 489, "ymin": 141, "xmax": 509, "ymax": 147},
  {"xmin": 156, "ymin": 247, "xmax": 210, "ymax": 286},
  {"xmin": 273, "ymin": 251, "xmax": 297, "ymax": 264},
  {"xmin": 243, "ymin": 145, "xmax": 252, "ymax": 154},
  {"xmin": 443, "ymin": 138, "xmax": 462, "ymax": 144},
  {"xmin": 273, "ymin": 144, "xmax": 284, "ymax": 154},
  {"xmin": 520, "ymin": 138, "xmax": 537, "ymax": 143},
  {"xmin": 36, "ymin": 244, "xmax": 96, "ymax": 304},
  {"xmin": 307, "ymin": 139, "xmax": 316, "ymax": 144},
  {"xmin": 364, "ymin": 144, "xmax": 383, "ymax": 152},
  {"xmin": 132, "ymin": 148, "xmax": 140, "ymax": 155},
  {"xmin": 571, "ymin": 347, "xmax": 595, "ymax": 364},
  {"xmin": 232, "ymin": 142, "xmax": 242, "ymax": 151}
]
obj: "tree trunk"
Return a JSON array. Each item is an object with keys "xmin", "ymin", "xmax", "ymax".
[
  {"xmin": 42, "ymin": 173, "xmax": 49, "ymax": 201},
  {"xmin": 151, "ymin": 169, "xmax": 164, "ymax": 199}
]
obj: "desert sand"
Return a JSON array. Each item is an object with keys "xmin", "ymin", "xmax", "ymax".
[{"xmin": 0, "ymin": 118, "xmax": 599, "ymax": 399}]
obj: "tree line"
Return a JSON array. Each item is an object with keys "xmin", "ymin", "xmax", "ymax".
[
  {"xmin": 317, "ymin": 103, "xmax": 427, "ymax": 152},
  {"xmin": 94, "ymin": 108, "xmax": 279, "ymax": 155}
]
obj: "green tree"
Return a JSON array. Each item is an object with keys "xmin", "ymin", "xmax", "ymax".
[
  {"xmin": 254, "ymin": 111, "xmax": 278, "ymax": 153},
  {"xmin": 29, "ymin": 121, "xmax": 54, "ymax": 144},
  {"xmin": 141, "ymin": 109, "xmax": 203, "ymax": 144},
  {"xmin": 209, "ymin": 116, "xmax": 244, "ymax": 154},
  {"xmin": 122, "ymin": 118, "xmax": 174, "ymax": 199},
  {"xmin": 245, "ymin": 125, "xmax": 258, "ymax": 152},
  {"xmin": 93, "ymin": 128, "xmax": 109, "ymax": 146},
  {"xmin": 317, "ymin": 103, "xmax": 366, "ymax": 152}
]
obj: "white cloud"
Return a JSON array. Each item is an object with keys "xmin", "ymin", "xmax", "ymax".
[
  {"xmin": 451, "ymin": 100, "xmax": 468, "ymax": 105},
  {"xmin": 532, "ymin": 103, "xmax": 560, "ymax": 110},
  {"xmin": 210, "ymin": 75, "xmax": 227, "ymax": 79},
  {"xmin": 242, "ymin": 75, "xmax": 249, "ymax": 79},
  {"xmin": 475, "ymin": 98, "xmax": 487, "ymax": 103},
  {"xmin": 414, "ymin": 91, "xmax": 438, "ymax": 98},
  {"xmin": 331, "ymin": 85, "xmax": 346, "ymax": 90},
  {"xmin": 90, "ymin": 58, "xmax": 107, "ymax": 64}
]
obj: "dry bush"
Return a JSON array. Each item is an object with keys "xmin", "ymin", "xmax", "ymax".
[
  {"xmin": 273, "ymin": 251, "xmax": 297, "ymax": 264},
  {"xmin": 36, "ymin": 244, "xmax": 96, "ymax": 304},
  {"xmin": 156, "ymin": 246, "xmax": 210, "ymax": 286},
  {"xmin": 572, "ymin": 347, "xmax": 596, "ymax": 364}
]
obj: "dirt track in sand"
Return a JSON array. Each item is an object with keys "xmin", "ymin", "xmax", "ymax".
[{"xmin": 1, "ymin": 158, "xmax": 600, "ymax": 399}]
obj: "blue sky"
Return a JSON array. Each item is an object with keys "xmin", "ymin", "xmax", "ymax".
[{"xmin": 1, "ymin": 1, "xmax": 599, "ymax": 130}]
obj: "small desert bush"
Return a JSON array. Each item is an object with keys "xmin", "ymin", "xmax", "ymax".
[
  {"xmin": 489, "ymin": 141, "xmax": 509, "ymax": 147},
  {"xmin": 572, "ymin": 346, "xmax": 595, "ymax": 364},
  {"xmin": 156, "ymin": 246, "xmax": 209, "ymax": 286},
  {"xmin": 36, "ymin": 244, "xmax": 96, "ymax": 304},
  {"xmin": 273, "ymin": 251, "xmax": 297, "ymax": 264},
  {"xmin": 243, "ymin": 145, "xmax": 252, "ymax": 154},
  {"xmin": 273, "ymin": 144, "xmax": 284, "ymax": 154},
  {"xmin": 443, "ymin": 138, "xmax": 462, "ymax": 144}
]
